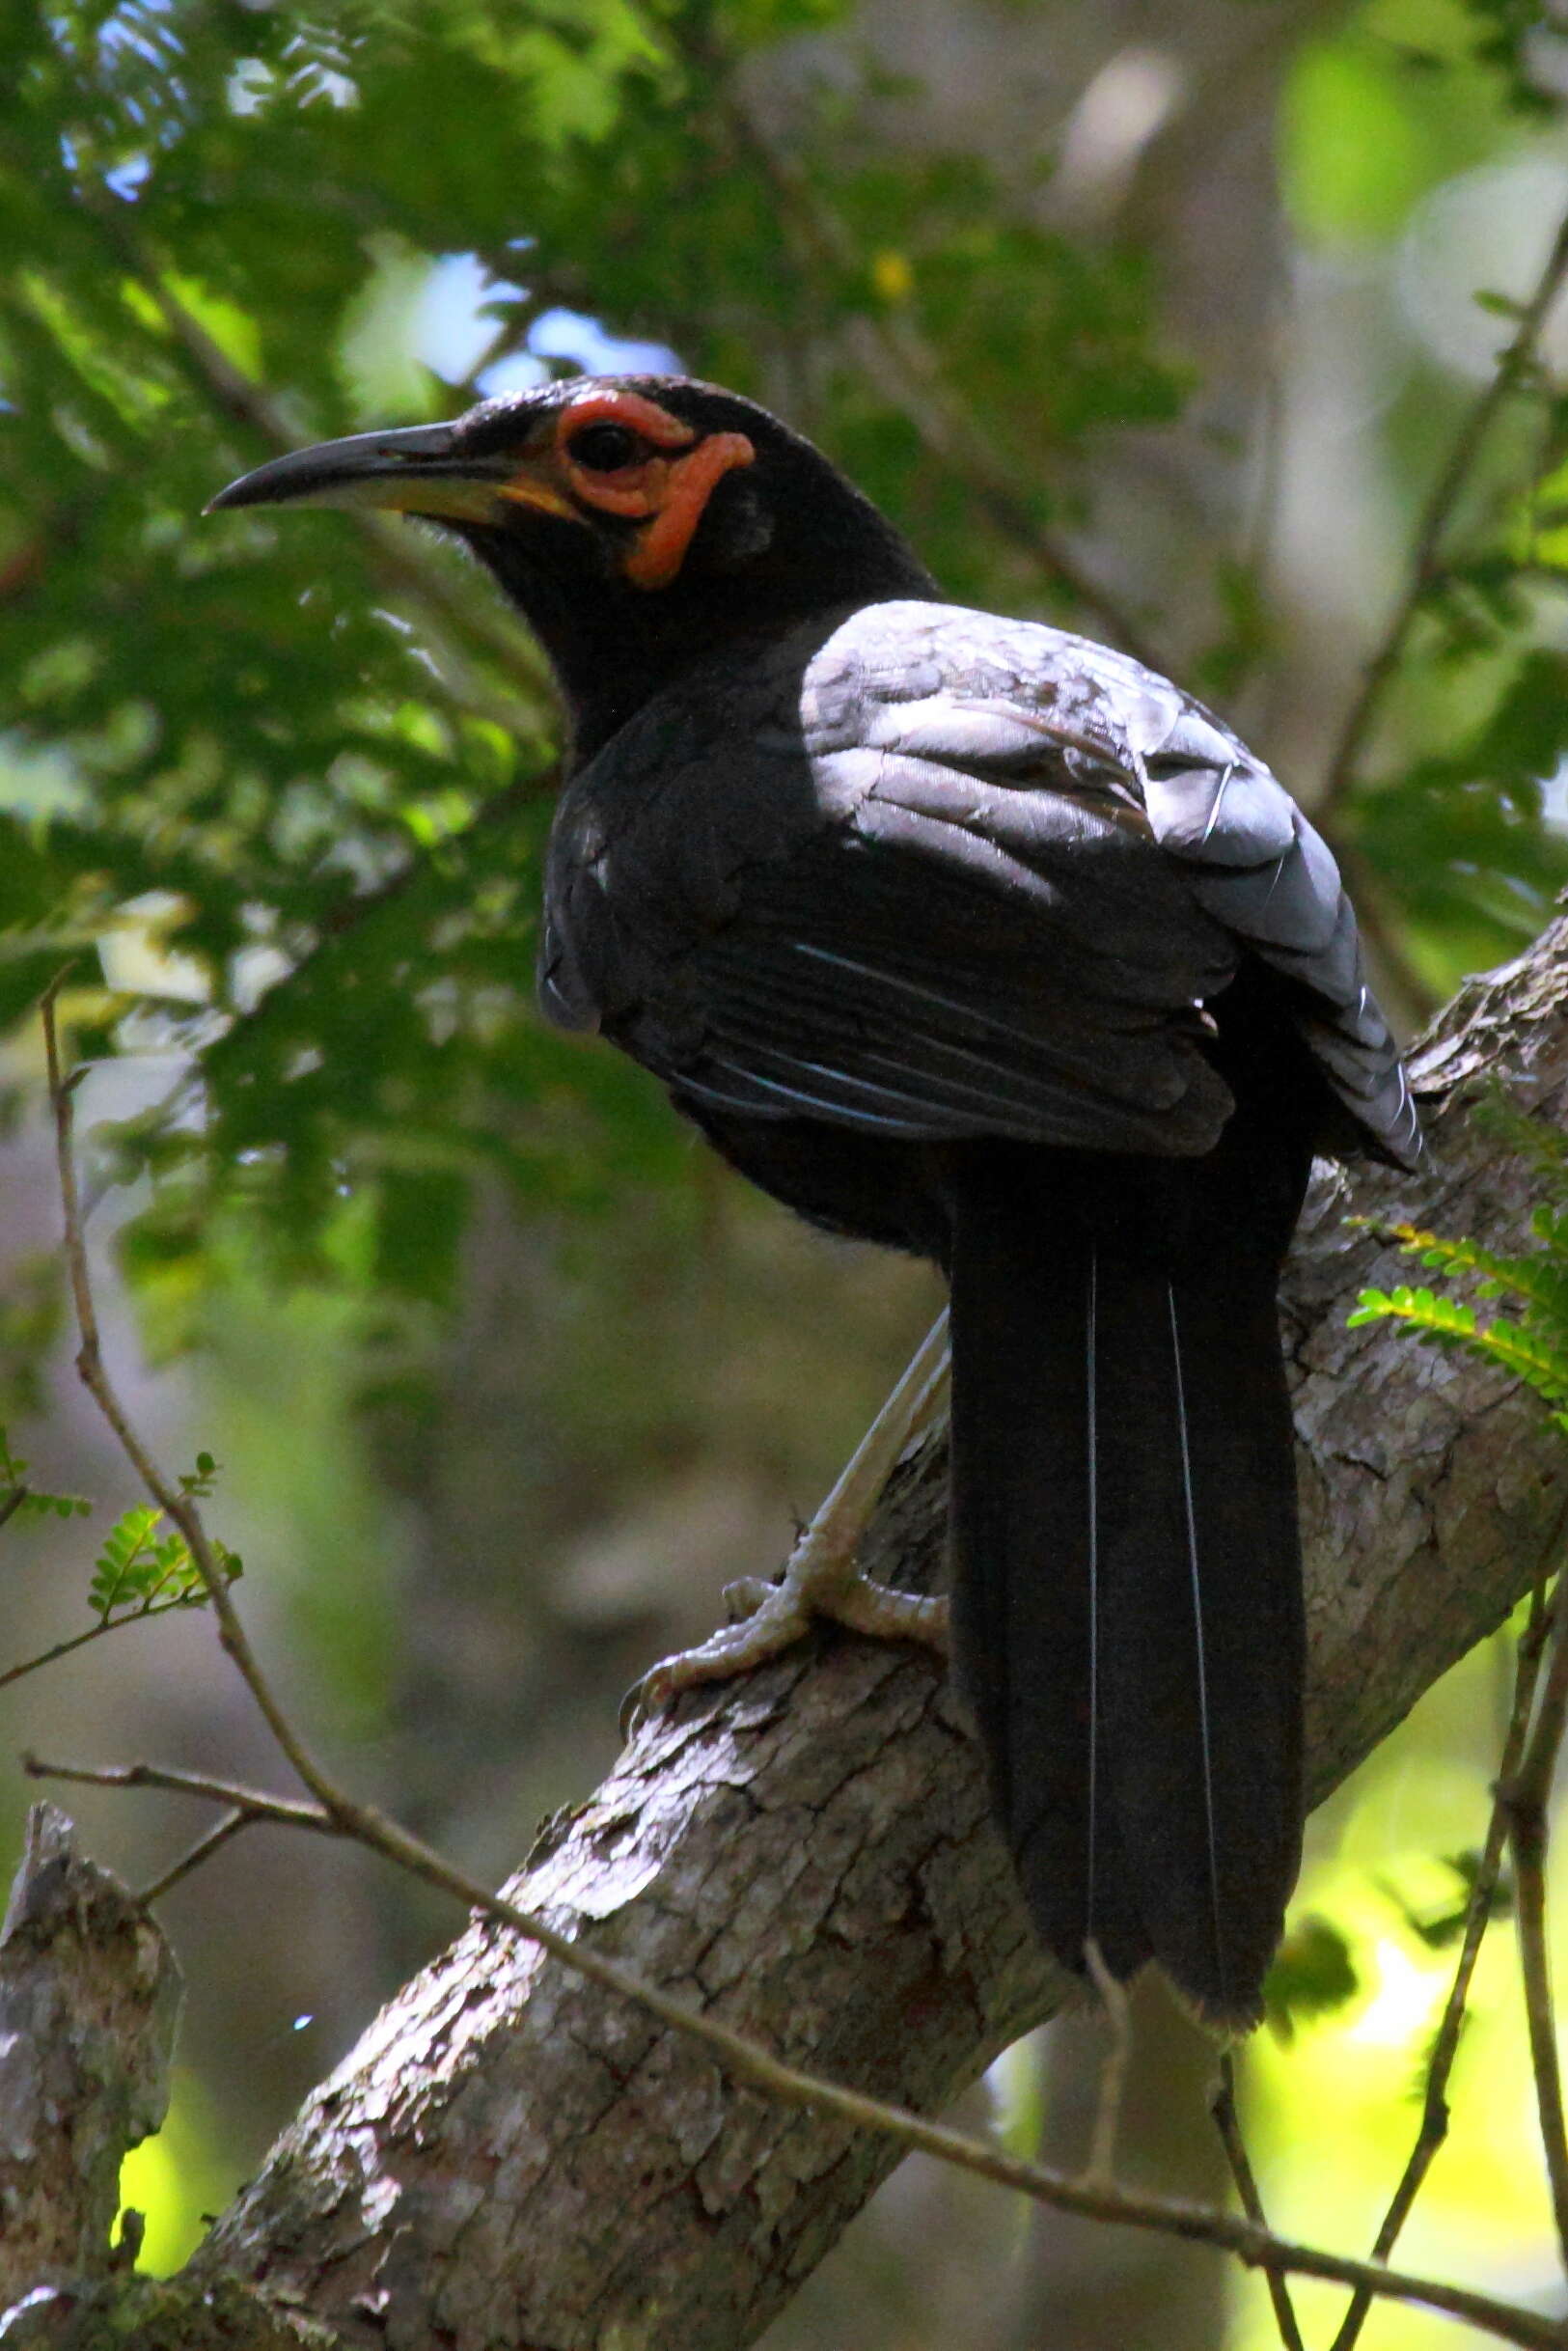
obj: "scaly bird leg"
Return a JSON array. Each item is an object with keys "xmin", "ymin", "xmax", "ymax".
[{"xmin": 622, "ymin": 1311, "xmax": 952, "ymax": 1733}]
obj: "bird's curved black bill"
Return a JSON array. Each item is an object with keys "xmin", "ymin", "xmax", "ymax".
[{"xmin": 206, "ymin": 423, "xmax": 518, "ymax": 520}]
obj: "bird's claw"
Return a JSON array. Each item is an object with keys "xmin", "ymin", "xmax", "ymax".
[
  {"xmin": 619, "ymin": 1563, "xmax": 949, "ymax": 1742},
  {"xmin": 721, "ymin": 1574, "xmax": 775, "ymax": 1622}
]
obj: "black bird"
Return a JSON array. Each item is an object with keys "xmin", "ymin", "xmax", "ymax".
[{"xmin": 211, "ymin": 376, "xmax": 1422, "ymax": 2029}]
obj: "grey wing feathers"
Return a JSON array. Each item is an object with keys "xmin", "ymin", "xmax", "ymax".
[
  {"xmin": 539, "ymin": 600, "xmax": 1423, "ymax": 1172},
  {"xmin": 1135, "ymin": 708, "xmax": 1423, "ymax": 1168},
  {"xmin": 678, "ymin": 853, "xmax": 1232, "ymax": 1153},
  {"xmin": 855, "ymin": 609, "xmax": 1425, "ymax": 1170}
]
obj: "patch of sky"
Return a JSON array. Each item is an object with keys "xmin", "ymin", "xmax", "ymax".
[
  {"xmin": 55, "ymin": 0, "xmax": 178, "ymax": 203},
  {"xmin": 415, "ymin": 255, "xmax": 680, "ymax": 400},
  {"xmin": 106, "ymin": 153, "xmax": 151, "ymax": 200},
  {"xmin": 1398, "ymin": 157, "xmax": 1568, "ymax": 383},
  {"xmin": 415, "ymin": 254, "xmax": 531, "ymax": 387},
  {"xmin": 96, "ymin": 0, "xmax": 175, "ymax": 72},
  {"xmin": 227, "ymin": 59, "xmax": 272, "ymax": 117},
  {"xmin": 525, "ymin": 306, "xmax": 680, "ymax": 381}
]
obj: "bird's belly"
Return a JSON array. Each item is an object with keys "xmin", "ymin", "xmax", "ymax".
[{"xmin": 673, "ymin": 1100, "xmax": 957, "ymax": 1263}]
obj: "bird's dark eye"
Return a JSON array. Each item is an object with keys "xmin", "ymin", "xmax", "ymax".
[{"xmin": 567, "ymin": 423, "xmax": 646, "ymax": 473}]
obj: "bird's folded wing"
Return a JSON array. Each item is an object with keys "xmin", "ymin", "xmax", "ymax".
[
  {"xmin": 539, "ymin": 605, "xmax": 1423, "ymax": 1169},
  {"xmin": 543, "ymin": 738, "xmax": 1240, "ymax": 1157},
  {"xmin": 846, "ymin": 622, "xmax": 1422, "ymax": 1167}
]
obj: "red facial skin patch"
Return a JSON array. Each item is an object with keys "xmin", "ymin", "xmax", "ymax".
[
  {"xmin": 559, "ymin": 388, "xmax": 699, "ymax": 453},
  {"xmin": 623, "ymin": 436, "xmax": 756, "ymax": 587},
  {"xmin": 546, "ymin": 390, "xmax": 756, "ymax": 589}
]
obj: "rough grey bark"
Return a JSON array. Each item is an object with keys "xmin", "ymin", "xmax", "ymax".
[
  {"xmin": 0, "ymin": 1805, "xmax": 180, "ymax": 2317},
  {"xmin": 12, "ymin": 916, "xmax": 1568, "ymax": 2350}
]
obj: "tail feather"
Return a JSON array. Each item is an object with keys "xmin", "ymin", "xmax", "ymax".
[{"xmin": 947, "ymin": 1134, "xmax": 1307, "ymax": 2029}]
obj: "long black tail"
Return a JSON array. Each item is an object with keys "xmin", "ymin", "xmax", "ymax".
[{"xmin": 947, "ymin": 1130, "xmax": 1307, "ymax": 2030}]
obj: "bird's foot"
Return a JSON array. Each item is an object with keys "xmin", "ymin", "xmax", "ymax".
[
  {"xmin": 621, "ymin": 1535, "xmax": 949, "ymax": 1736},
  {"xmin": 621, "ymin": 1309, "xmax": 952, "ymax": 1738}
]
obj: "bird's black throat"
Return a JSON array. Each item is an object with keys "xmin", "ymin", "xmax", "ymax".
[{"xmin": 452, "ymin": 455, "xmax": 937, "ymax": 766}]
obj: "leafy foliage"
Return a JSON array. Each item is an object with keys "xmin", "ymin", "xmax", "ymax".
[
  {"xmin": 1263, "ymin": 1915, "xmax": 1362, "ymax": 2045},
  {"xmin": 1352, "ymin": 646, "xmax": 1568, "ymax": 982},
  {"xmin": 3, "ymin": 0, "xmax": 1563, "ymax": 1368},
  {"xmin": 2, "ymin": 1425, "xmax": 236, "ymax": 1649},
  {"xmin": 1458, "ymin": 0, "xmax": 1568, "ymax": 112},
  {"xmin": 1378, "ymin": 1849, "xmax": 1514, "ymax": 1952},
  {"xmin": 1350, "ymin": 1120, "xmax": 1568, "ymax": 1438},
  {"xmin": 0, "ymin": 1422, "xmax": 91, "ymax": 1521},
  {"xmin": 87, "ymin": 1458, "xmax": 241, "ymax": 1622},
  {"xmin": 2, "ymin": 1, "xmax": 1566, "ymax": 2333}
]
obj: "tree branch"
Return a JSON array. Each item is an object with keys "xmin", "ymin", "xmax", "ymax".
[
  {"xmin": 1501, "ymin": 1566, "xmax": 1568, "ymax": 2277},
  {"xmin": 0, "ymin": 1805, "xmax": 180, "ymax": 2310},
  {"xmin": 1211, "ymin": 2055, "xmax": 1305, "ymax": 2351},
  {"xmin": 41, "ymin": 993, "xmax": 1551, "ymax": 2346},
  {"xmin": 10, "ymin": 911, "xmax": 1561, "ymax": 2346},
  {"xmin": 1328, "ymin": 1582, "xmax": 1552, "ymax": 2351},
  {"xmin": 1319, "ymin": 205, "xmax": 1568, "ymax": 817},
  {"xmin": 0, "ymin": 1592, "xmax": 207, "ymax": 1695}
]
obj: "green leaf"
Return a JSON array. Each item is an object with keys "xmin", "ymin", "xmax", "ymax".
[{"xmin": 1264, "ymin": 1915, "xmax": 1362, "ymax": 2044}]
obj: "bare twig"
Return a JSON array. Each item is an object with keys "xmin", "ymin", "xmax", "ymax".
[
  {"xmin": 0, "ymin": 1486, "xmax": 31, "ymax": 1535},
  {"xmin": 1330, "ymin": 1590, "xmax": 1553, "ymax": 2351},
  {"xmin": 19, "ymin": 1762, "xmax": 323, "ymax": 1905},
  {"xmin": 1242, "ymin": 310, "xmax": 1286, "ymax": 590},
  {"xmin": 32, "ymin": 988, "xmax": 1568, "ymax": 2351},
  {"xmin": 1501, "ymin": 1571, "xmax": 1568, "ymax": 2279},
  {"xmin": 1082, "ymin": 1937, "xmax": 1132, "ymax": 2187},
  {"xmin": 1321, "ymin": 205, "xmax": 1568, "ymax": 816},
  {"xmin": 134, "ymin": 1812, "xmax": 255, "ymax": 1908},
  {"xmin": 21, "ymin": 1755, "xmax": 334, "ymax": 1837},
  {"xmin": 0, "ymin": 1594, "xmax": 204, "ymax": 1695},
  {"xmin": 1212, "ymin": 2053, "xmax": 1306, "ymax": 2351}
]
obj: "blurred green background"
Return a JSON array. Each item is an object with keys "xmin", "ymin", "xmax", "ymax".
[{"xmin": 3, "ymin": 0, "xmax": 1567, "ymax": 2341}]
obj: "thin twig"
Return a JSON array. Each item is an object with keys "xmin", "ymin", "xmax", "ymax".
[
  {"xmin": 1243, "ymin": 309, "xmax": 1286, "ymax": 588},
  {"xmin": 1330, "ymin": 1588, "xmax": 1553, "ymax": 2351},
  {"xmin": 1501, "ymin": 1571, "xmax": 1568, "ymax": 2280},
  {"xmin": 134, "ymin": 1812, "xmax": 260, "ymax": 1907},
  {"xmin": 21, "ymin": 1768, "xmax": 309, "ymax": 1910},
  {"xmin": 0, "ymin": 1486, "xmax": 31, "ymax": 1535},
  {"xmin": 0, "ymin": 1593, "xmax": 203, "ymax": 1693},
  {"xmin": 1321, "ymin": 204, "xmax": 1568, "ymax": 816},
  {"xmin": 33, "ymin": 987, "xmax": 1568, "ymax": 2351},
  {"xmin": 1212, "ymin": 2053, "xmax": 1306, "ymax": 2351},
  {"xmin": 1082, "ymin": 1937, "xmax": 1131, "ymax": 2187},
  {"xmin": 22, "ymin": 1755, "xmax": 335, "ymax": 1835}
]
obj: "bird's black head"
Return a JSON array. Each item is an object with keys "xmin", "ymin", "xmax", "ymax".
[{"xmin": 208, "ymin": 375, "xmax": 938, "ymax": 760}]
